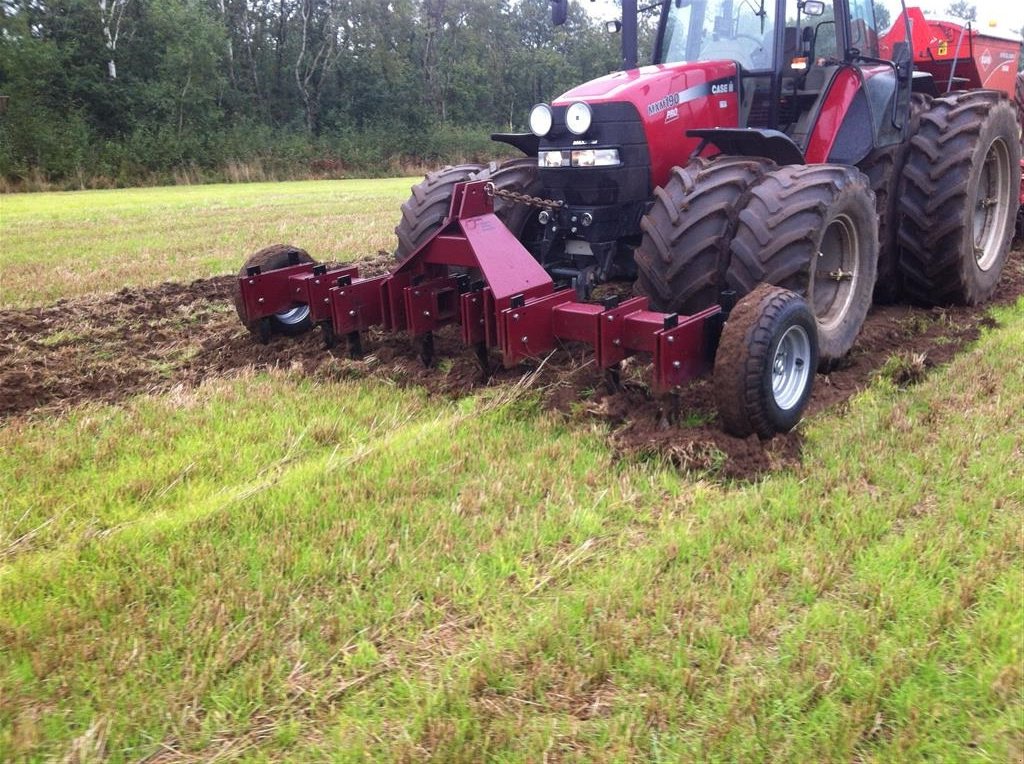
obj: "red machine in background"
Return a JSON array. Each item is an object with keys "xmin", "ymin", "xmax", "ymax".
[
  {"xmin": 880, "ymin": 9, "xmax": 1024, "ymax": 239},
  {"xmin": 880, "ymin": 7, "xmax": 1020, "ymax": 96}
]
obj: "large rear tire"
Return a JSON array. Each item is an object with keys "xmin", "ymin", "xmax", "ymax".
[
  {"xmin": 714, "ymin": 284, "xmax": 818, "ymax": 439},
  {"xmin": 727, "ymin": 164, "xmax": 878, "ymax": 363},
  {"xmin": 634, "ymin": 155, "xmax": 774, "ymax": 314},
  {"xmin": 233, "ymin": 244, "xmax": 315, "ymax": 337},
  {"xmin": 859, "ymin": 93, "xmax": 932, "ymax": 303},
  {"xmin": 393, "ymin": 158, "xmax": 541, "ymax": 262},
  {"xmin": 897, "ymin": 91, "xmax": 1021, "ymax": 305}
]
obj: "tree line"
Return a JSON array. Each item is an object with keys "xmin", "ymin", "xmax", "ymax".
[{"xmin": 0, "ymin": 0, "xmax": 622, "ymax": 188}]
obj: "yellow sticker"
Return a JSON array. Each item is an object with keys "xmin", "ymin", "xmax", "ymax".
[{"xmin": 938, "ymin": 40, "xmax": 948, "ymax": 56}]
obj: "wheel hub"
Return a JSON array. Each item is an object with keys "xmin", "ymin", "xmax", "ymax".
[
  {"xmin": 275, "ymin": 305, "xmax": 310, "ymax": 325},
  {"xmin": 771, "ymin": 324, "xmax": 812, "ymax": 411},
  {"xmin": 809, "ymin": 214, "xmax": 859, "ymax": 333},
  {"xmin": 973, "ymin": 138, "xmax": 1012, "ymax": 272}
]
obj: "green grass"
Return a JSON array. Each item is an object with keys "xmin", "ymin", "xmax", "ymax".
[
  {"xmin": 2, "ymin": 307, "xmax": 1021, "ymax": 761},
  {"xmin": 0, "ymin": 179, "xmax": 416, "ymax": 308},
  {"xmin": 1, "ymin": 180, "xmax": 1021, "ymax": 760}
]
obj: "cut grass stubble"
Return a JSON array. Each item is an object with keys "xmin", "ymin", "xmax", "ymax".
[{"xmin": 1, "ymin": 303, "xmax": 1021, "ymax": 761}]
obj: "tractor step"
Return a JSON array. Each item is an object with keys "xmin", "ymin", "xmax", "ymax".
[{"xmin": 237, "ymin": 180, "xmax": 723, "ymax": 394}]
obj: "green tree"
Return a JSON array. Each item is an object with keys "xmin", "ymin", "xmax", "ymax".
[{"xmin": 945, "ymin": 1, "xmax": 976, "ymax": 22}]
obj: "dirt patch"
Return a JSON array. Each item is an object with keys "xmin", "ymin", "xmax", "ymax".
[{"xmin": 1, "ymin": 249, "xmax": 1020, "ymax": 480}]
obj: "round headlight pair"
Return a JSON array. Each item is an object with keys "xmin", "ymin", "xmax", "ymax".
[{"xmin": 528, "ymin": 101, "xmax": 593, "ymax": 137}]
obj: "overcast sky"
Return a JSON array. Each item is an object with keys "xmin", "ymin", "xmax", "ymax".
[
  {"xmin": 584, "ymin": 0, "xmax": 1024, "ymax": 37},
  {"xmin": 918, "ymin": 0, "xmax": 1024, "ymax": 32}
]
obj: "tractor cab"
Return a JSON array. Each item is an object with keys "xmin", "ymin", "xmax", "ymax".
[{"xmin": 651, "ymin": 0, "xmax": 912, "ymax": 164}]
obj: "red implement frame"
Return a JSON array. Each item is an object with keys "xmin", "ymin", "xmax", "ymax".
[{"xmin": 237, "ymin": 181, "xmax": 722, "ymax": 393}]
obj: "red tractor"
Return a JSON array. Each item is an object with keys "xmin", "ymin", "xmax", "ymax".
[{"xmin": 235, "ymin": 0, "xmax": 1021, "ymax": 438}]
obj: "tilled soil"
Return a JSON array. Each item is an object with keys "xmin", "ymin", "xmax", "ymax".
[{"xmin": 2, "ymin": 249, "xmax": 1021, "ymax": 480}]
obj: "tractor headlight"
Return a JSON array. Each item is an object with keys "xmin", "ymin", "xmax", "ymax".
[
  {"xmin": 565, "ymin": 101, "xmax": 593, "ymax": 135},
  {"xmin": 571, "ymin": 149, "xmax": 620, "ymax": 167},
  {"xmin": 529, "ymin": 103, "xmax": 553, "ymax": 137},
  {"xmin": 539, "ymin": 150, "xmax": 570, "ymax": 168}
]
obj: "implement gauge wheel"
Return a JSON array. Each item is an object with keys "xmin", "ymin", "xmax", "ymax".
[
  {"xmin": 713, "ymin": 284, "xmax": 819, "ymax": 439},
  {"xmin": 233, "ymin": 244, "xmax": 315, "ymax": 338}
]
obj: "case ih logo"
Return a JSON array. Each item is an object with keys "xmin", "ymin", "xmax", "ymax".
[{"xmin": 647, "ymin": 76, "xmax": 735, "ymax": 117}]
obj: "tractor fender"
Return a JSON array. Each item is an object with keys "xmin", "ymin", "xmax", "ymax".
[
  {"xmin": 490, "ymin": 132, "xmax": 540, "ymax": 156},
  {"xmin": 686, "ymin": 128, "xmax": 804, "ymax": 165}
]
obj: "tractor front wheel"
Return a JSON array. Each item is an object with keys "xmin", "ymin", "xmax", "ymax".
[
  {"xmin": 233, "ymin": 244, "xmax": 315, "ymax": 338},
  {"xmin": 394, "ymin": 163, "xmax": 487, "ymax": 262},
  {"xmin": 713, "ymin": 284, "xmax": 818, "ymax": 438},
  {"xmin": 634, "ymin": 155, "xmax": 774, "ymax": 315},
  {"xmin": 727, "ymin": 164, "xmax": 878, "ymax": 364},
  {"xmin": 394, "ymin": 158, "xmax": 542, "ymax": 262}
]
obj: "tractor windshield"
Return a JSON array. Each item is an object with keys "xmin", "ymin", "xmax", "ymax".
[{"xmin": 659, "ymin": 0, "xmax": 776, "ymax": 70}]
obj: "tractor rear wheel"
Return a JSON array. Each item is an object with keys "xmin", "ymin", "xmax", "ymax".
[
  {"xmin": 233, "ymin": 244, "xmax": 315, "ymax": 337},
  {"xmin": 727, "ymin": 164, "xmax": 878, "ymax": 364},
  {"xmin": 897, "ymin": 91, "xmax": 1021, "ymax": 305},
  {"xmin": 634, "ymin": 155, "xmax": 774, "ymax": 315},
  {"xmin": 858, "ymin": 93, "xmax": 932, "ymax": 303},
  {"xmin": 713, "ymin": 284, "xmax": 818, "ymax": 438},
  {"xmin": 394, "ymin": 158, "xmax": 541, "ymax": 262}
]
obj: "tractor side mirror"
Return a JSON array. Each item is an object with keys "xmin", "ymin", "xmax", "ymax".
[
  {"xmin": 605, "ymin": 19, "xmax": 622, "ymax": 33},
  {"xmin": 892, "ymin": 40, "xmax": 912, "ymax": 80},
  {"xmin": 550, "ymin": 0, "xmax": 568, "ymax": 26},
  {"xmin": 802, "ymin": 1, "xmax": 825, "ymax": 16}
]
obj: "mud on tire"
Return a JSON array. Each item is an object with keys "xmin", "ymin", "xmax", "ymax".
[
  {"xmin": 727, "ymin": 164, "xmax": 878, "ymax": 363},
  {"xmin": 714, "ymin": 284, "xmax": 818, "ymax": 439},
  {"xmin": 233, "ymin": 244, "xmax": 315, "ymax": 337},
  {"xmin": 634, "ymin": 155, "xmax": 774, "ymax": 315},
  {"xmin": 897, "ymin": 91, "xmax": 1021, "ymax": 305}
]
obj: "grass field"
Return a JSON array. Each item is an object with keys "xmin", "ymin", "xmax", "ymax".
[
  {"xmin": 1, "ymin": 181, "xmax": 1022, "ymax": 762},
  {"xmin": 1, "ymin": 179, "xmax": 416, "ymax": 308}
]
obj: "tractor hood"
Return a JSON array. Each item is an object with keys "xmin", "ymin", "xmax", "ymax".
[
  {"xmin": 548, "ymin": 60, "xmax": 741, "ymax": 190},
  {"xmin": 554, "ymin": 61, "xmax": 738, "ymax": 105}
]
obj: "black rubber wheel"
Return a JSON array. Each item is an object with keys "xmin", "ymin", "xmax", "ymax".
[
  {"xmin": 897, "ymin": 91, "xmax": 1021, "ymax": 305},
  {"xmin": 727, "ymin": 164, "xmax": 878, "ymax": 363},
  {"xmin": 859, "ymin": 93, "xmax": 932, "ymax": 303},
  {"xmin": 394, "ymin": 163, "xmax": 486, "ymax": 262},
  {"xmin": 233, "ymin": 244, "xmax": 315, "ymax": 336},
  {"xmin": 634, "ymin": 155, "xmax": 774, "ymax": 315},
  {"xmin": 393, "ymin": 158, "xmax": 541, "ymax": 262},
  {"xmin": 713, "ymin": 284, "xmax": 819, "ymax": 439},
  {"xmin": 483, "ymin": 157, "xmax": 543, "ymax": 243}
]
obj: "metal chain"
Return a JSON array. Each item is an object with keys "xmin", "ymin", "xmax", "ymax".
[{"xmin": 483, "ymin": 182, "xmax": 564, "ymax": 211}]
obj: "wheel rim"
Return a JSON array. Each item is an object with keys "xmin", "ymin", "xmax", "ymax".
[
  {"xmin": 771, "ymin": 324, "xmax": 812, "ymax": 411},
  {"xmin": 274, "ymin": 305, "xmax": 310, "ymax": 325},
  {"xmin": 973, "ymin": 137, "xmax": 1012, "ymax": 272},
  {"xmin": 810, "ymin": 213, "xmax": 859, "ymax": 332}
]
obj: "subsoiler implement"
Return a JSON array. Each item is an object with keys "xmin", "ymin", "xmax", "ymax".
[
  {"xmin": 237, "ymin": 180, "xmax": 723, "ymax": 394},
  {"xmin": 235, "ymin": 180, "xmax": 820, "ymax": 437}
]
